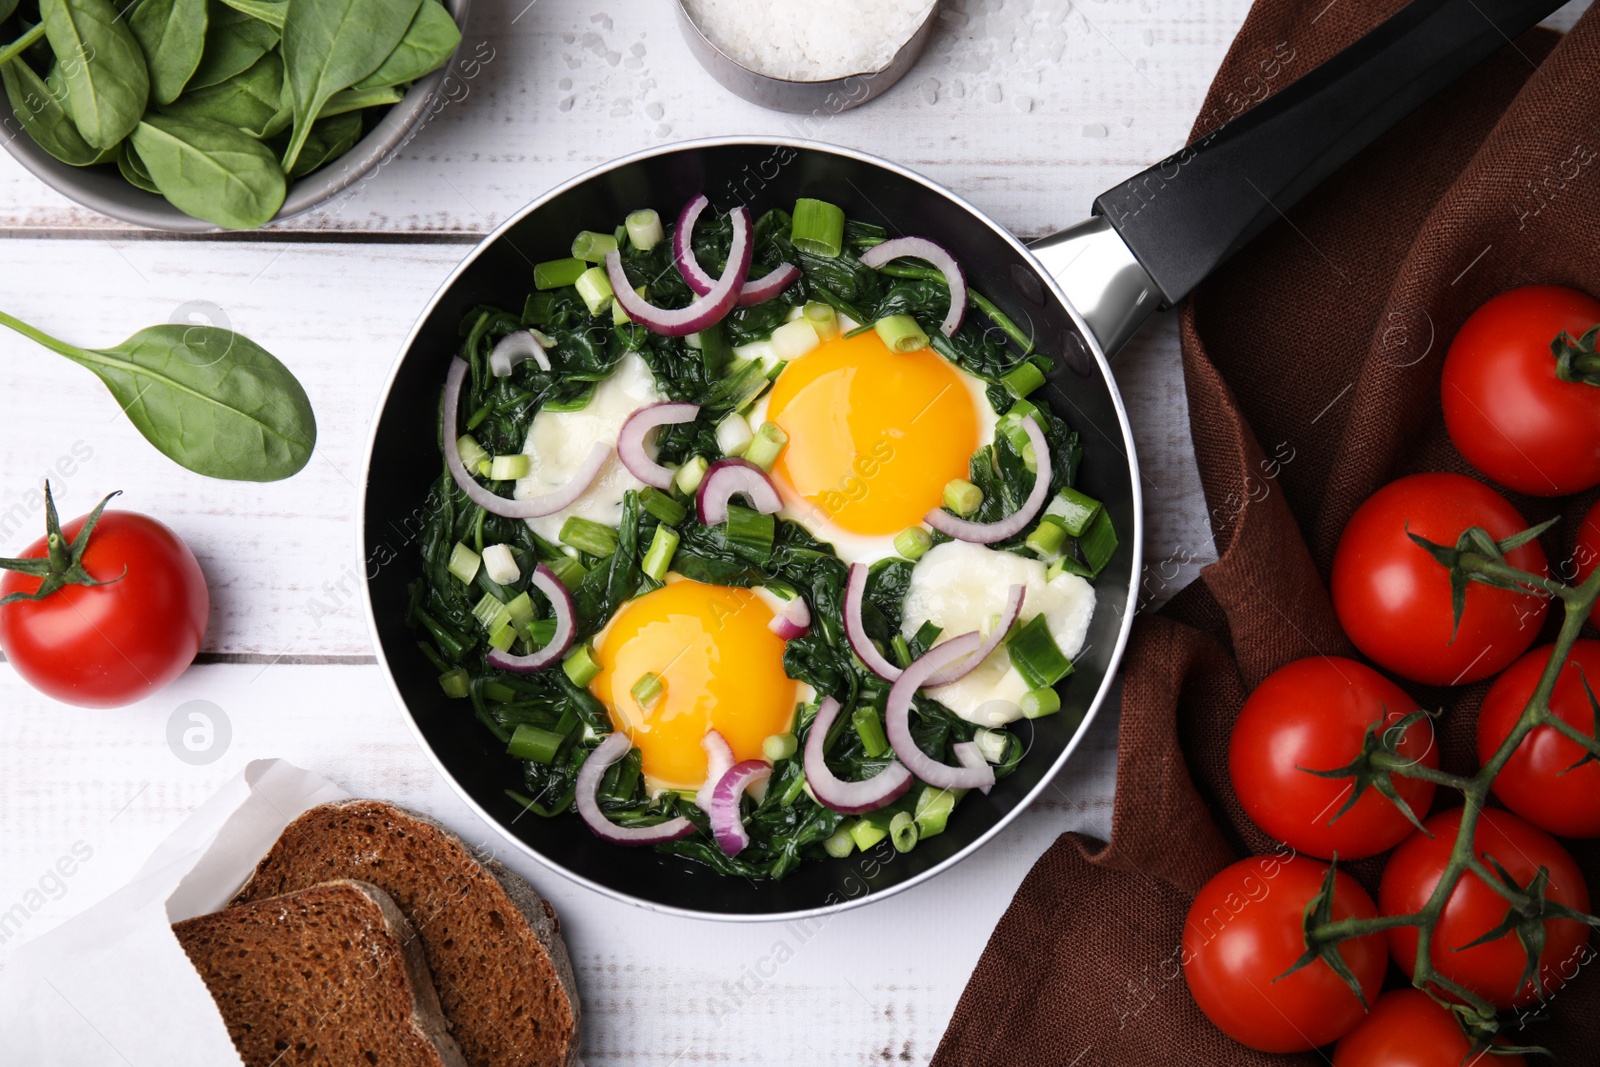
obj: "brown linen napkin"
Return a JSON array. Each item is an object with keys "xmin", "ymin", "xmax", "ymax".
[{"xmin": 932, "ymin": 1, "xmax": 1600, "ymax": 1063}]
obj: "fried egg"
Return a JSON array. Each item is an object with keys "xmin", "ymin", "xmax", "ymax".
[
  {"xmin": 589, "ymin": 579, "xmax": 803, "ymax": 790},
  {"xmin": 900, "ymin": 541, "xmax": 1095, "ymax": 726},
  {"xmin": 746, "ymin": 328, "xmax": 998, "ymax": 564}
]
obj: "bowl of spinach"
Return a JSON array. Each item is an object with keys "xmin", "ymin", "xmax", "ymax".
[{"xmin": 0, "ymin": 0, "xmax": 469, "ymax": 231}]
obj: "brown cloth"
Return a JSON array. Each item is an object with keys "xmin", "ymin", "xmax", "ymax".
[{"xmin": 933, "ymin": 1, "xmax": 1600, "ymax": 1064}]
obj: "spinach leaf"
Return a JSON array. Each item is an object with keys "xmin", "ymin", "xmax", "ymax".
[
  {"xmin": 161, "ymin": 49, "xmax": 288, "ymax": 137},
  {"xmin": 353, "ymin": 0, "xmax": 458, "ymax": 90},
  {"xmin": 0, "ymin": 311, "xmax": 316, "ymax": 482},
  {"xmin": 117, "ymin": 140, "xmax": 160, "ymax": 191},
  {"xmin": 215, "ymin": 0, "xmax": 284, "ymax": 30},
  {"xmin": 131, "ymin": 113, "xmax": 286, "ymax": 229},
  {"xmin": 316, "ymin": 82, "xmax": 401, "ymax": 119},
  {"xmin": 187, "ymin": 0, "xmax": 277, "ymax": 92},
  {"xmin": 128, "ymin": 0, "xmax": 207, "ymax": 105},
  {"xmin": 279, "ymin": 109, "xmax": 360, "ymax": 179},
  {"xmin": 39, "ymin": 0, "xmax": 150, "ymax": 148},
  {"xmin": 279, "ymin": 0, "xmax": 421, "ymax": 173},
  {"xmin": 0, "ymin": 0, "xmax": 19, "ymax": 25},
  {"xmin": 1, "ymin": 56, "xmax": 112, "ymax": 166}
]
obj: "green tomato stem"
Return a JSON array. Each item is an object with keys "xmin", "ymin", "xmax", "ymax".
[{"xmin": 0, "ymin": 23, "xmax": 46, "ymax": 69}]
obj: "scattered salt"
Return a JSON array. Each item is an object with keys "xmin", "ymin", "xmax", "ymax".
[{"xmin": 682, "ymin": 0, "xmax": 936, "ymax": 82}]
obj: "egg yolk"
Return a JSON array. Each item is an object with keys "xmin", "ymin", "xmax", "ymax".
[
  {"xmin": 589, "ymin": 580, "xmax": 800, "ymax": 789},
  {"xmin": 764, "ymin": 329, "xmax": 980, "ymax": 536}
]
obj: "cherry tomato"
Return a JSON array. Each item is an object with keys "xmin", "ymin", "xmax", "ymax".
[
  {"xmin": 1183, "ymin": 853, "xmax": 1387, "ymax": 1052},
  {"xmin": 1478, "ymin": 641, "xmax": 1600, "ymax": 838},
  {"xmin": 1331, "ymin": 474, "xmax": 1548, "ymax": 686},
  {"xmin": 1231, "ymin": 657, "xmax": 1438, "ymax": 859},
  {"xmin": 1441, "ymin": 285, "xmax": 1600, "ymax": 497},
  {"xmin": 1576, "ymin": 498, "xmax": 1599, "ymax": 629},
  {"xmin": 1380, "ymin": 808, "xmax": 1590, "ymax": 1008},
  {"xmin": 1333, "ymin": 988, "xmax": 1525, "ymax": 1067},
  {"xmin": 0, "ymin": 502, "xmax": 208, "ymax": 708}
]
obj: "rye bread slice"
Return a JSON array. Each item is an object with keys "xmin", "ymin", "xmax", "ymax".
[
  {"xmin": 230, "ymin": 800, "xmax": 580, "ymax": 1067},
  {"xmin": 174, "ymin": 878, "xmax": 467, "ymax": 1067}
]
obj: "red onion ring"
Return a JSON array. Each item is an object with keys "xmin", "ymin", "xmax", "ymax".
[
  {"xmin": 445, "ymin": 358, "xmax": 611, "ymax": 518},
  {"xmin": 920, "ymin": 584, "xmax": 1026, "ymax": 687},
  {"xmin": 953, "ymin": 741, "xmax": 994, "ymax": 795},
  {"xmin": 608, "ymin": 206, "xmax": 752, "ymax": 336},
  {"xmin": 885, "ymin": 632, "xmax": 998, "ymax": 791},
  {"xmin": 489, "ymin": 330, "xmax": 551, "ymax": 376},
  {"xmin": 926, "ymin": 414, "xmax": 1051, "ymax": 543},
  {"xmin": 709, "ymin": 759, "xmax": 773, "ymax": 856},
  {"xmin": 618, "ymin": 402, "xmax": 699, "ymax": 490},
  {"xmin": 576, "ymin": 733, "xmax": 696, "ymax": 845},
  {"xmin": 736, "ymin": 263, "xmax": 803, "ymax": 307},
  {"xmin": 803, "ymin": 696, "xmax": 914, "ymax": 814},
  {"xmin": 844, "ymin": 563, "xmax": 901, "ymax": 681},
  {"xmin": 860, "ymin": 236, "xmax": 968, "ymax": 338},
  {"xmin": 768, "ymin": 595, "xmax": 811, "ymax": 640},
  {"xmin": 674, "ymin": 194, "xmax": 800, "ymax": 307},
  {"xmin": 695, "ymin": 729, "xmax": 735, "ymax": 813},
  {"xmin": 695, "ymin": 458, "xmax": 782, "ymax": 525},
  {"xmin": 485, "ymin": 565, "xmax": 575, "ymax": 673}
]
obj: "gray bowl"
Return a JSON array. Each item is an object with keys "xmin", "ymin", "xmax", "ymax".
[{"xmin": 0, "ymin": 0, "xmax": 469, "ymax": 232}]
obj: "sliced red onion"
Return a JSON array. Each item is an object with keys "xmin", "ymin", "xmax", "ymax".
[
  {"xmin": 576, "ymin": 733, "xmax": 696, "ymax": 845},
  {"xmin": 885, "ymin": 632, "xmax": 998, "ymax": 791},
  {"xmin": 926, "ymin": 414, "xmax": 1051, "ymax": 544},
  {"xmin": 953, "ymin": 741, "xmax": 994, "ymax": 796},
  {"xmin": 860, "ymin": 236, "xmax": 968, "ymax": 338},
  {"xmin": 804, "ymin": 696, "xmax": 914, "ymax": 814},
  {"xmin": 695, "ymin": 458, "xmax": 782, "ymax": 525},
  {"xmin": 486, "ymin": 565, "xmax": 575, "ymax": 673},
  {"xmin": 695, "ymin": 729, "xmax": 736, "ymax": 813},
  {"xmin": 444, "ymin": 358, "xmax": 610, "ymax": 518},
  {"xmin": 768, "ymin": 595, "xmax": 811, "ymax": 640},
  {"xmin": 844, "ymin": 563, "xmax": 901, "ymax": 681},
  {"xmin": 709, "ymin": 759, "xmax": 773, "ymax": 856},
  {"xmin": 608, "ymin": 206, "xmax": 752, "ymax": 337},
  {"xmin": 736, "ymin": 263, "xmax": 802, "ymax": 307},
  {"xmin": 489, "ymin": 330, "xmax": 551, "ymax": 376},
  {"xmin": 674, "ymin": 194, "xmax": 800, "ymax": 307},
  {"xmin": 618, "ymin": 401, "xmax": 699, "ymax": 490},
  {"xmin": 920, "ymin": 584, "xmax": 1026, "ymax": 687}
]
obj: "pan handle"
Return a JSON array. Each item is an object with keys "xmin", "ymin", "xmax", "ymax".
[{"xmin": 1086, "ymin": 0, "xmax": 1566, "ymax": 314}]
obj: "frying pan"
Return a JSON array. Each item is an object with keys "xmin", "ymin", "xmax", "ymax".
[{"xmin": 361, "ymin": 0, "xmax": 1566, "ymax": 920}]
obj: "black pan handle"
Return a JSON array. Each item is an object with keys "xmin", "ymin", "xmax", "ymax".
[{"xmin": 1095, "ymin": 0, "xmax": 1566, "ymax": 307}]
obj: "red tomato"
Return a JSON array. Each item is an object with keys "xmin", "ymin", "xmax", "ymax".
[
  {"xmin": 1331, "ymin": 474, "xmax": 1548, "ymax": 686},
  {"xmin": 1231, "ymin": 657, "xmax": 1438, "ymax": 859},
  {"xmin": 1381, "ymin": 808, "xmax": 1590, "ymax": 1008},
  {"xmin": 1333, "ymin": 988, "xmax": 1525, "ymax": 1067},
  {"xmin": 1183, "ymin": 853, "xmax": 1387, "ymax": 1052},
  {"xmin": 1478, "ymin": 641, "xmax": 1600, "ymax": 838},
  {"xmin": 0, "ymin": 506, "xmax": 208, "ymax": 708},
  {"xmin": 1576, "ymin": 498, "xmax": 1600, "ymax": 629},
  {"xmin": 1441, "ymin": 286, "xmax": 1600, "ymax": 497}
]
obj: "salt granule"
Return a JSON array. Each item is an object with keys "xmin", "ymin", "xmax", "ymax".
[{"xmin": 683, "ymin": 0, "xmax": 936, "ymax": 81}]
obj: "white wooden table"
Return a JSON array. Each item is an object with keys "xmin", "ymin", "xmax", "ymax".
[{"xmin": 6, "ymin": 0, "xmax": 1580, "ymax": 1061}]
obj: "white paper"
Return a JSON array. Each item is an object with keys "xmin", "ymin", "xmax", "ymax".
[{"xmin": 0, "ymin": 759, "xmax": 350, "ymax": 1067}]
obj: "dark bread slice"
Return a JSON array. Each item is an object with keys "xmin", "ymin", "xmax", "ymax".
[
  {"xmin": 229, "ymin": 800, "xmax": 579, "ymax": 1067},
  {"xmin": 174, "ymin": 878, "xmax": 467, "ymax": 1067}
]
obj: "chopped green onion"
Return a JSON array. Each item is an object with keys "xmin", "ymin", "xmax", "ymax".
[
  {"xmin": 561, "ymin": 516, "xmax": 619, "ymax": 557},
  {"xmin": 571, "ymin": 229, "xmax": 619, "ymax": 262},
  {"xmin": 744, "ymin": 421, "xmax": 789, "ymax": 472},
  {"xmin": 852, "ymin": 705, "xmax": 890, "ymax": 758},
  {"xmin": 487, "ymin": 620, "xmax": 517, "ymax": 651},
  {"xmin": 626, "ymin": 208, "xmax": 664, "ymax": 251},
  {"xmin": 437, "ymin": 668, "xmax": 471, "ymax": 699},
  {"xmin": 1078, "ymin": 508, "xmax": 1119, "ymax": 577},
  {"xmin": 675, "ymin": 455, "xmax": 709, "ymax": 495},
  {"xmin": 546, "ymin": 554, "xmax": 587, "ymax": 588},
  {"xmin": 1008, "ymin": 614, "xmax": 1074, "ymax": 689},
  {"xmin": 1025, "ymin": 517, "xmax": 1069, "ymax": 560},
  {"xmin": 1007, "ymin": 398, "xmax": 1041, "ymax": 424},
  {"xmin": 631, "ymin": 671, "xmax": 665, "ymax": 711},
  {"xmin": 482, "ymin": 543, "xmax": 520, "ymax": 585},
  {"xmin": 823, "ymin": 827, "xmax": 856, "ymax": 858},
  {"xmin": 642, "ymin": 525, "xmax": 679, "ymax": 581},
  {"xmin": 520, "ymin": 617, "xmax": 558, "ymax": 648},
  {"xmin": 534, "ymin": 257, "xmax": 587, "ymax": 290},
  {"xmin": 473, "ymin": 592, "xmax": 512, "ymax": 632},
  {"xmin": 563, "ymin": 643, "xmax": 601, "ymax": 686},
  {"xmin": 771, "ymin": 319, "xmax": 821, "ymax": 360},
  {"xmin": 456, "ymin": 434, "xmax": 489, "ymax": 474},
  {"xmin": 1052, "ymin": 487, "xmax": 1103, "ymax": 538},
  {"xmin": 911, "ymin": 619, "xmax": 943, "ymax": 655},
  {"xmin": 791, "ymin": 197, "xmax": 846, "ymax": 257},
  {"xmin": 894, "ymin": 526, "xmax": 932, "ymax": 561},
  {"xmin": 890, "ymin": 634, "xmax": 912, "ymax": 670},
  {"xmin": 716, "ymin": 411, "xmax": 753, "ymax": 457},
  {"xmin": 1001, "ymin": 361, "xmax": 1047, "ymax": 398},
  {"xmin": 997, "ymin": 414, "xmax": 1034, "ymax": 457},
  {"xmin": 914, "ymin": 786, "xmax": 960, "ymax": 838},
  {"xmin": 640, "ymin": 487, "xmax": 687, "ymax": 525},
  {"xmin": 889, "ymin": 811, "xmax": 919, "ymax": 853},
  {"xmin": 724, "ymin": 504, "xmax": 775, "ymax": 562},
  {"xmin": 1021, "ymin": 687, "xmax": 1062, "ymax": 719},
  {"xmin": 848, "ymin": 816, "xmax": 888, "ymax": 851},
  {"xmin": 575, "ymin": 266, "xmax": 615, "ymax": 315},
  {"xmin": 488, "ymin": 454, "xmax": 530, "ymax": 481},
  {"xmin": 803, "ymin": 301, "xmax": 839, "ymax": 341},
  {"xmin": 762, "ymin": 732, "xmax": 798, "ymax": 761},
  {"xmin": 874, "ymin": 314, "xmax": 930, "ymax": 354},
  {"xmin": 507, "ymin": 723, "xmax": 565, "ymax": 764},
  {"xmin": 943, "ymin": 479, "xmax": 983, "ymax": 516},
  {"xmin": 482, "ymin": 681, "xmax": 518, "ymax": 703},
  {"xmin": 504, "ymin": 591, "xmax": 535, "ymax": 625},
  {"xmin": 613, "ymin": 285, "xmax": 646, "ymax": 325},
  {"xmin": 974, "ymin": 728, "xmax": 1009, "ymax": 764},
  {"xmin": 1047, "ymin": 555, "xmax": 1095, "ymax": 580},
  {"xmin": 447, "ymin": 542, "xmax": 481, "ymax": 585}
]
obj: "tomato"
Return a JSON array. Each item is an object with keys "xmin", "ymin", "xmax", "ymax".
[
  {"xmin": 1478, "ymin": 641, "xmax": 1600, "ymax": 838},
  {"xmin": 1577, "ymin": 498, "xmax": 1600, "ymax": 629},
  {"xmin": 1183, "ymin": 853, "xmax": 1387, "ymax": 1052},
  {"xmin": 1331, "ymin": 474, "xmax": 1548, "ymax": 686},
  {"xmin": 1231, "ymin": 657, "xmax": 1438, "ymax": 859},
  {"xmin": 0, "ymin": 499, "xmax": 208, "ymax": 708},
  {"xmin": 1441, "ymin": 285, "xmax": 1600, "ymax": 497},
  {"xmin": 1380, "ymin": 808, "xmax": 1590, "ymax": 1008},
  {"xmin": 1333, "ymin": 988, "xmax": 1525, "ymax": 1067}
]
